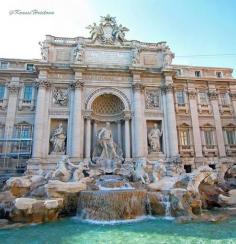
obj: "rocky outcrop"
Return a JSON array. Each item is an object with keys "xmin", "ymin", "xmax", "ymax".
[
  {"xmin": 147, "ymin": 192, "xmax": 166, "ymax": 216},
  {"xmin": 218, "ymin": 189, "xmax": 236, "ymax": 206},
  {"xmin": 10, "ymin": 197, "xmax": 63, "ymax": 223},
  {"xmin": 46, "ymin": 180, "xmax": 87, "ymax": 198}
]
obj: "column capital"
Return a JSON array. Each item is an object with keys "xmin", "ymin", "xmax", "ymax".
[
  {"xmin": 36, "ymin": 79, "xmax": 51, "ymax": 89},
  {"xmin": 161, "ymin": 83, "xmax": 173, "ymax": 94},
  {"xmin": 7, "ymin": 82, "xmax": 21, "ymax": 94},
  {"xmin": 188, "ymin": 89, "xmax": 197, "ymax": 99},
  {"xmin": 71, "ymin": 79, "xmax": 84, "ymax": 89},
  {"xmin": 132, "ymin": 82, "xmax": 144, "ymax": 91},
  {"xmin": 208, "ymin": 91, "xmax": 218, "ymax": 101},
  {"xmin": 123, "ymin": 111, "xmax": 132, "ymax": 120},
  {"xmin": 229, "ymin": 92, "xmax": 236, "ymax": 101},
  {"xmin": 83, "ymin": 110, "xmax": 92, "ymax": 119}
]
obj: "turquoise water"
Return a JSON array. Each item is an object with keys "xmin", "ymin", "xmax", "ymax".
[{"xmin": 0, "ymin": 216, "xmax": 236, "ymax": 244}]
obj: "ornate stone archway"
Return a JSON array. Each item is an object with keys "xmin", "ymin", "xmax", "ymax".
[{"xmin": 84, "ymin": 88, "xmax": 131, "ymax": 160}]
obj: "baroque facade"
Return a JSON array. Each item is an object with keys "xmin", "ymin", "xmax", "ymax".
[{"xmin": 0, "ymin": 15, "xmax": 236, "ymax": 174}]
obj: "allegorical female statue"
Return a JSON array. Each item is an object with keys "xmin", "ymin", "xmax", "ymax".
[
  {"xmin": 148, "ymin": 123, "xmax": 162, "ymax": 152},
  {"xmin": 50, "ymin": 123, "xmax": 66, "ymax": 154}
]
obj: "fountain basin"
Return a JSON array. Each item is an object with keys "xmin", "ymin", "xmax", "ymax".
[{"xmin": 77, "ymin": 189, "xmax": 148, "ymax": 221}]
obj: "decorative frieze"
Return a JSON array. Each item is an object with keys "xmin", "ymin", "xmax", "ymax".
[
  {"xmin": 145, "ymin": 89, "xmax": 160, "ymax": 109},
  {"xmin": 71, "ymin": 80, "xmax": 84, "ymax": 89},
  {"xmin": 53, "ymin": 88, "xmax": 69, "ymax": 106}
]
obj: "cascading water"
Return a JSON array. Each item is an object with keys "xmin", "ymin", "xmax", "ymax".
[
  {"xmin": 162, "ymin": 194, "xmax": 172, "ymax": 218},
  {"xmin": 77, "ymin": 175, "xmax": 149, "ymax": 221}
]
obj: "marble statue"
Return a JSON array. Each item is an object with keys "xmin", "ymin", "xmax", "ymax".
[
  {"xmin": 52, "ymin": 155, "xmax": 71, "ymax": 182},
  {"xmin": 163, "ymin": 48, "xmax": 174, "ymax": 67},
  {"xmin": 148, "ymin": 124, "xmax": 162, "ymax": 152},
  {"xmin": 52, "ymin": 156, "xmax": 90, "ymax": 182},
  {"xmin": 133, "ymin": 158, "xmax": 150, "ymax": 184},
  {"xmin": 73, "ymin": 43, "xmax": 84, "ymax": 63},
  {"xmin": 39, "ymin": 41, "xmax": 49, "ymax": 61},
  {"xmin": 150, "ymin": 159, "xmax": 166, "ymax": 182},
  {"xmin": 132, "ymin": 47, "xmax": 141, "ymax": 65},
  {"xmin": 98, "ymin": 122, "xmax": 118, "ymax": 159},
  {"xmin": 92, "ymin": 122, "xmax": 123, "ymax": 174},
  {"xmin": 53, "ymin": 88, "xmax": 68, "ymax": 106},
  {"xmin": 87, "ymin": 15, "xmax": 129, "ymax": 44},
  {"xmin": 113, "ymin": 24, "xmax": 129, "ymax": 42},
  {"xmin": 86, "ymin": 23, "xmax": 103, "ymax": 42},
  {"xmin": 50, "ymin": 123, "xmax": 66, "ymax": 154}
]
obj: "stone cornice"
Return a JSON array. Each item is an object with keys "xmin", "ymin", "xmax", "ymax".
[{"xmin": 174, "ymin": 76, "xmax": 236, "ymax": 83}]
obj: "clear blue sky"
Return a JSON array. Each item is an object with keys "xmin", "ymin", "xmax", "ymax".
[{"xmin": 1, "ymin": 0, "xmax": 236, "ymax": 76}]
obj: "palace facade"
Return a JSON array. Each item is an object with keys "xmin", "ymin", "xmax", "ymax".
[{"xmin": 0, "ymin": 15, "xmax": 235, "ymax": 174}]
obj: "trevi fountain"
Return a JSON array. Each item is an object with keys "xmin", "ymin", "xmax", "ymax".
[{"xmin": 0, "ymin": 15, "xmax": 235, "ymax": 243}]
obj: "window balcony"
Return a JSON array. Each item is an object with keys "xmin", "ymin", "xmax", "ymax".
[
  {"xmin": 198, "ymin": 103, "xmax": 212, "ymax": 114},
  {"xmin": 219, "ymin": 104, "xmax": 233, "ymax": 115},
  {"xmin": 175, "ymin": 103, "xmax": 189, "ymax": 114},
  {"xmin": 202, "ymin": 145, "xmax": 218, "ymax": 157},
  {"xmin": 225, "ymin": 144, "xmax": 236, "ymax": 156},
  {"xmin": 18, "ymin": 99, "xmax": 34, "ymax": 111},
  {"xmin": 179, "ymin": 145, "xmax": 194, "ymax": 157}
]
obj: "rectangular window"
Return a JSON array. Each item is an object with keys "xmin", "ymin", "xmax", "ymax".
[
  {"xmin": 15, "ymin": 125, "xmax": 32, "ymax": 139},
  {"xmin": 23, "ymin": 86, "xmax": 33, "ymax": 102},
  {"xmin": 216, "ymin": 72, "xmax": 222, "ymax": 78},
  {"xmin": 199, "ymin": 92, "xmax": 208, "ymax": 105},
  {"xmin": 195, "ymin": 71, "xmax": 201, "ymax": 77},
  {"xmin": 204, "ymin": 130, "xmax": 214, "ymax": 145},
  {"xmin": 176, "ymin": 91, "xmax": 185, "ymax": 106},
  {"xmin": 179, "ymin": 130, "xmax": 190, "ymax": 145},
  {"xmin": 0, "ymin": 85, "xmax": 5, "ymax": 100},
  {"xmin": 26, "ymin": 64, "xmax": 34, "ymax": 71},
  {"xmin": 0, "ymin": 62, "xmax": 8, "ymax": 69},
  {"xmin": 220, "ymin": 93, "xmax": 229, "ymax": 106},
  {"xmin": 226, "ymin": 130, "xmax": 236, "ymax": 145}
]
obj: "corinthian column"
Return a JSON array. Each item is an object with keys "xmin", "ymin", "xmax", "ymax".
[
  {"xmin": 132, "ymin": 80, "xmax": 145, "ymax": 158},
  {"xmin": 32, "ymin": 79, "xmax": 50, "ymax": 158},
  {"xmin": 162, "ymin": 74, "xmax": 179, "ymax": 158},
  {"xmin": 188, "ymin": 89, "xmax": 203, "ymax": 158},
  {"xmin": 209, "ymin": 90, "xmax": 226, "ymax": 157},
  {"xmin": 3, "ymin": 79, "xmax": 21, "ymax": 154},
  {"xmin": 70, "ymin": 79, "xmax": 84, "ymax": 159},
  {"xmin": 84, "ymin": 111, "xmax": 92, "ymax": 160},
  {"xmin": 124, "ymin": 111, "xmax": 131, "ymax": 159}
]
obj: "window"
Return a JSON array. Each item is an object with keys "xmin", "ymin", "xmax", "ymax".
[
  {"xmin": 226, "ymin": 130, "xmax": 236, "ymax": 145},
  {"xmin": 176, "ymin": 91, "xmax": 185, "ymax": 106},
  {"xmin": 195, "ymin": 71, "xmax": 201, "ymax": 77},
  {"xmin": 219, "ymin": 93, "xmax": 229, "ymax": 106},
  {"xmin": 15, "ymin": 124, "xmax": 32, "ymax": 139},
  {"xmin": 199, "ymin": 92, "xmax": 208, "ymax": 105},
  {"xmin": 209, "ymin": 164, "xmax": 216, "ymax": 170},
  {"xmin": 26, "ymin": 64, "xmax": 35, "ymax": 71},
  {"xmin": 184, "ymin": 165, "xmax": 192, "ymax": 173},
  {"xmin": 23, "ymin": 85, "xmax": 33, "ymax": 102},
  {"xmin": 216, "ymin": 72, "xmax": 222, "ymax": 78},
  {"xmin": 204, "ymin": 130, "xmax": 214, "ymax": 145},
  {"xmin": 0, "ymin": 62, "xmax": 8, "ymax": 69},
  {"xmin": 179, "ymin": 129, "xmax": 190, "ymax": 145},
  {"xmin": 0, "ymin": 85, "xmax": 5, "ymax": 101}
]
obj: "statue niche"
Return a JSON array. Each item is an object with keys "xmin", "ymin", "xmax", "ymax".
[{"xmin": 148, "ymin": 123, "xmax": 163, "ymax": 154}]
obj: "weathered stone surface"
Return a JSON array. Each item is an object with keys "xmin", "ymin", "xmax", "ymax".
[
  {"xmin": 147, "ymin": 192, "xmax": 165, "ymax": 215},
  {"xmin": 46, "ymin": 180, "xmax": 87, "ymax": 198},
  {"xmin": 0, "ymin": 191, "xmax": 15, "ymax": 218},
  {"xmin": 10, "ymin": 197, "xmax": 63, "ymax": 223},
  {"xmin": 148, "ymin": 177, "xmax": 177, "ymax": 191},
  {"xmin": 218, "ymin": 189, "xmax": 236, "ymax": 206},
  {"xmin": 6, "ymin": 176, "xmax": 32, "ymax": 197}
]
